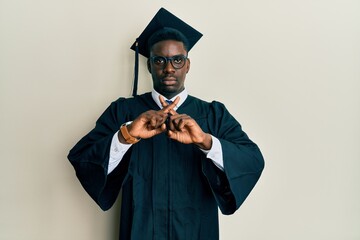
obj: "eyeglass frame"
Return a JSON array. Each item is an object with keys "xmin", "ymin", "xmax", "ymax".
[{"xmin": 148, "ymin": 54, "xmax": 188, "ymax": 70}]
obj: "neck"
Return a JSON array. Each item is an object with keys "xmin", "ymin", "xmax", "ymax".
[{"xmin": 162, "ymin": 93, "xmax": 177, "ymax": 99}]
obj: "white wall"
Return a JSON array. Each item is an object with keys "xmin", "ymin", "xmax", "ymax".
[{"xmin": 1, "ymin": 0, "xmax": 359, "ymax": 239}]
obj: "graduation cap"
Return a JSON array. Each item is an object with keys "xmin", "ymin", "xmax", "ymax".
[{"xmin": 130, "ymin": 7, "xmax": 203, "ymax": 96}]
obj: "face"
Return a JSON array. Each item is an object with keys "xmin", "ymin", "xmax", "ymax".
[{"xmin": 147, "ymin": 40, "xmax": 190, "ymax": 99}]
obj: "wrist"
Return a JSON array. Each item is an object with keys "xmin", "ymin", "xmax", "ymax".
[
  {"xmin": 196, "ymin": 133, "xmax": 212, "ymax": 150},
  {"xmin": 119, "ymin": 121, "xmax": 141, "ymax": 144}
]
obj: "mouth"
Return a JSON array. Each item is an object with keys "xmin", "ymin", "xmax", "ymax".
[{"xmin": 162, "ymin": 77, "xmax": 177, "ymax": 85}]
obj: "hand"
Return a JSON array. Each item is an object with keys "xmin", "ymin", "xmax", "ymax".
[
  {"xmin": 123, "ymin": 97, "xmax": 180, "ymax": 140},
  {"xmin": 159, "ymin": 96, "xmax": 212, "ymax": 150}
]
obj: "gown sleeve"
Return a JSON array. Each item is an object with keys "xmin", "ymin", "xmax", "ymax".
[
  {"xmin": 201, "ymin": 101, "xmax": 265, "ymax": 215},
  {"xmin": 67, "ymin": 98, "xmax": 130, "ymax": 211}
]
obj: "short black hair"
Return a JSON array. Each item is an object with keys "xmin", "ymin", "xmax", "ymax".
[{"xmin": 147, "ymin": 27, "xmax": 189, "ymax": 56}]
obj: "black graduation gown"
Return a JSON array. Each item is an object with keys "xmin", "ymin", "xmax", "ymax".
[{"xmin": 68, "ymin": 93, "xmax": 264, "ymax": 240}]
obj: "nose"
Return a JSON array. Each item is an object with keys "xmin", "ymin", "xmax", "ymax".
[{"xmin": 163, "ymin": 60, "xmax": 175, "ymax": 73}]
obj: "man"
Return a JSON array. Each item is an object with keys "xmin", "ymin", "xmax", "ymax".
[{"xmin": 68, "ymin": 8, "xmax": 264, "ymax": 240}]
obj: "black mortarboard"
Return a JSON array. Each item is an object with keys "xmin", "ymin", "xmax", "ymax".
[{"xmin": 130, "ymin": 8, "xmax": 203, "ymax": 96}]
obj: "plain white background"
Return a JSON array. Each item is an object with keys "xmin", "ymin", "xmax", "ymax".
[{"xmin": 1, "ymin": 0, "xmax": 359, "ymax": 239}]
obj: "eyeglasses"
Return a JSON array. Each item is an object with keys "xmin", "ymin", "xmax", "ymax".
[{"xmin": 149, "ymin": 55, "xmax": 188, "ymax": 69}]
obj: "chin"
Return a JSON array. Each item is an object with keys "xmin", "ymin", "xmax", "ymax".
[
  {"xmin": 158, "ymin": 88, "xmax": 180, "ymax": 98},
  {"xmin": 161, "ymin": 86, "xmax": 177, "ymax": 93}
]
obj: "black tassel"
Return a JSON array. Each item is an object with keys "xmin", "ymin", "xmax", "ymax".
[{"xmin": 132, "ymin": 39, "xmax": 139, "ymax": 97}]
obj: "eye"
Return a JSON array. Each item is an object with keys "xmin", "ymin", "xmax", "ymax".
[
  {"xmin": 173, "ymin": 56, "xmax": 184, "ymax": 64},
  {"xmin": 153, "ymin": 56, "xmax": 166, "ymax": 65}
]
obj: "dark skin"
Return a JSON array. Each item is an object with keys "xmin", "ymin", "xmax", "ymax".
[
  {"xmin": 148, "ymin": 39, "xmax": 189, "ymax": 99},
  {"xmin": 118, "ymin": 40, "xmax": 212, "ymax": 150}
]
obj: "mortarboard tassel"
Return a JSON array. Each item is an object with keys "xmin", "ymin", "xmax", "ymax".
[{"xmin": 132, "ymin": 39, "xmax": 139, "ymax": 97}]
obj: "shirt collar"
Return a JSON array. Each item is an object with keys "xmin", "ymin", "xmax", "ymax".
[{"xmin": 151, "ymin": 89, "xmax": 188, "ymax": 110}]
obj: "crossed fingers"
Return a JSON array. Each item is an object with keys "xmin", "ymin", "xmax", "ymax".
[{"xmin": 159, "ymin": 96, "xmax": 179, "ymax": 116}]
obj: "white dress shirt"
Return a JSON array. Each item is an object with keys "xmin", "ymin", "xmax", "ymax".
[{"xmin": 107, "ymin": 89, "xmax": 224, "ymax": 174}]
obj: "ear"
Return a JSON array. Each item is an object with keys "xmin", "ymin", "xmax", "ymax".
[
  {"xmin": 186, "ymin": 58, "xmax": 191, "ymax": 73},
  {"xmin": 147, "ymin": 59, "xmax": 152, "ymax": 73}
]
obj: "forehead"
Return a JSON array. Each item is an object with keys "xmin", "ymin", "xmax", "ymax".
[{"xmin": 150, "ymin": 40, "xmax": 187, "ymax": 56}]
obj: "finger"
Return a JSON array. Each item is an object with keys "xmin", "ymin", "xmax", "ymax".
[
  {"xmin": 163, "ymin": 107, "xmax": 177, "ymax": 117},
  {"xmin": 169, "ymin": 114, "xmax": 191, "ymax": 131},
  {"xmin": 154, "ymin": 114, "xmax": 167, "ymax": 128},
  {"xmin": 145, "ymin": 114, "xmax": 166, "ymax": 129},
  {"xmin": 167, "ymin": 96, "xmax": 180, "ymax": 111},
  {"xmin": 163, "ymin": 104, "xmax": 178, "ymax": 116},
  {"xmin": 152, "ymin": 125, "xmax": 167, "ymax": 135},
  {"xmin": 167, "ymin": 115, "xmax": 179, "ymax": 131},
  {"xmin": 149, "ymin": 116, "xmax": 157, "ymax": 129},
  {"xmin": 142, "ymin": 110, "xmax": 165, "ymax": 121},
  {"xmin": 167, "ymin": 129, "xmax": 186, "ymax": 143},
  {"xmin": 159, "ymin": 95, "xmax": 167, "ymax": 108},
  {"xmin": 159, "ymin": 96, "xmax": 180, "ymax": 115},
  {"xmin": 177, "ymin": 116, "xmax": 193, "ymax": 130},
  {"xmin": 167, "ymin": 108, "xmax": 177, "ymax": 116},
  {"xmin": 167, "ymin": 129, "xmax": 176, "ymax": 140},
  {"xmin": 142, "ymin": 127, "xmax": 164, "ymax": 139},
  {"xmin": 172, "ymin": 96, "xmax": 180, "ymax": 106},
  {"xmin": 159, "ymin": 95, "xmax": 180, "ymax": 108},
  {"xmin": 175, "ymin": 118, "xmax": 186, "ymax": 131}
]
